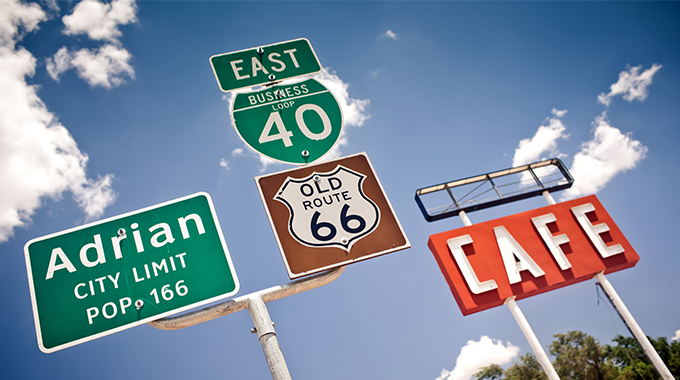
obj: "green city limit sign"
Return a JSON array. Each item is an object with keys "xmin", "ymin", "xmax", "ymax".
[
  {"xmin": 24, "ymin": 192, "xmax": 239, "ymax": 353},
  {"xmin": 232, "ymin": 78, "xmax": 343, "ymax": 165}
]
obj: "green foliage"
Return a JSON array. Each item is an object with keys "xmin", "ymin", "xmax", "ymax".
[
  {"xmin": 471, "ymin": 331, "xmax": 679, "ymax": 380},
  {"xmin": 604, "ymin": 335, "xmax": 680, "ymax": 380},
  {"xmin": 504, "ymin": 353, "xmax": 547, "ymax": 380},
  {"xmin": 549, "ymin": 331, "xmax": 618, "ymax": 380},
  {"xmin": 474, "ymin": 363, "xmax": 505, "ymax": 380}
]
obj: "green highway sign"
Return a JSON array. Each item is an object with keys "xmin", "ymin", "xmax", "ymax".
[
  {"xmin": 232, "ymin": 78, "xmax": 343, "ymax": 165},
  {"xmin": 210, "ymin": 38, "xmax": 322, "ymax": 92},
  {"xmin": 24, "ymin": 192, "xmax": 239, "ymax": 353}
]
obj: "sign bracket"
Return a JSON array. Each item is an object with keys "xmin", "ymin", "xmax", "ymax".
[{"xmin": 149, "ymin": 265, "xmax": 345, "ymax": 380}]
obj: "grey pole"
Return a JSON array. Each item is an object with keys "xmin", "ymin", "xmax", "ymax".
[
  {"xmin": 595, "ymin": 272, "xmax": 673, "ymax": 380},
  {"xmin": 248, "ymin": 296, "xmax": 291, "ymax": 380},
  {"xmin": 458, "ymin": 209, "xmax": 560, "ymax": 379},
  {"xmin": 149, "ymin": 265, "xmax": 345, "ymax": 380}
]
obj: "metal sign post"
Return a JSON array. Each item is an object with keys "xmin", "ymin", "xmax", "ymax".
[
  {"xmin": 594, "ymin": 272, "xmax": 673, "ymax": 379},
  {"xmin": 149, "ymin": 265, "xmax": 345, "ymax": 380},
  {"xmin": 456, "ymin": 209, "xmax": 560, "ymax": 380},
  {"xmin": 543, "ymin": 191, "xmax": 672, "ymax": 380}
]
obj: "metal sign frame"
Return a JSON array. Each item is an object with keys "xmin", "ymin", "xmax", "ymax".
[{"xmin": 415, "ymin": 158, "xmax": 573, "ymax": 222}]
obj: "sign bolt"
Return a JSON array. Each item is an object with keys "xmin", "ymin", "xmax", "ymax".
[
  {"xmin": 117, "ymin": 228, "xmax": 125, "ymax": 237},
  {"xmin": 268, "ymin": 74, "xmax": 276, "ymax": 81},
  {"xmin": 274, "ymin": 89, "xmax": 283, "ymax": 99},
  {"xmin": 313, "ymin": 174, "xmax": 320, "ymax": 182},
  {"xmin": 302, "ymin": 150, "xmax": 310, "ymax": 158},
  {"xmin": 250, "ymin": 322, "xmax": 275, "ymax": 334},
  {"xmin": 135, "ymin": 300, "xmax": 144, "ymax": 310},
  {"xmin": 340, "ymin": 237, "xmax": 348, "ymax": 246},
  {"xmin": 256, "ymin": 47, "xmax": 264, "ymax": 54}
]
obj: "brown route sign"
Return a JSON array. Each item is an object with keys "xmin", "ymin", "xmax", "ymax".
[{"xmin": 256, "ymin": 152, "xmax": 410, "ymax": 279}]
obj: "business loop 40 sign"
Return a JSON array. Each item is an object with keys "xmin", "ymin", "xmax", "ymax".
[{"xmin": 231, "ymin": 78, "xmax": 343, "ymax": 165}]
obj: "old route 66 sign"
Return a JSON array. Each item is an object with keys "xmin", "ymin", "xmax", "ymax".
[
  {"xmin": 275, "ymin": 166, "xmax": 379, "ymax": 251},
  {"xmin": 256, "ymin": 153, "xmax": 410, "ymax": 279}
]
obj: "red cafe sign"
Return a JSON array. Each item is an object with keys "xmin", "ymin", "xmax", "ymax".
[{"xmin": 428, "ymin": 195, "xmax": 639, "ymax": 315}]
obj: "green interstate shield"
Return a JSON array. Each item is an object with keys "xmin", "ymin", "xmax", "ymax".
[
  {"xmin": 24, "ymin": 192, "xmax": 239, "ymax": 353},
  {"xmin": 232, "ymin": 78, "xmax": 343, "ymax": 165}
]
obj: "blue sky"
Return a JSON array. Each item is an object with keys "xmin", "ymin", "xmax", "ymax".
[{"xmin": 1, "ymin": 1, "xmax": 679, "ymax": 379}]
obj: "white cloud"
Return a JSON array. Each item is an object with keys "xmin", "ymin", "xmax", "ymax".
[
  {"xmin": 598, "ymin": 64, "xmax": 662, "ymax": 106},
  {"xmin": 70, "ymin": 44, "xmax": 134, "ymax": 88},
  {"xmin": 561, "ymin": 113, "xmax": 647, "ymax": 200},
  {"xmin": 313, "ymin": 68, "xmax": 370, "ymax": 162},
  {"xmin": 436, "ymin": 336, "xmax": 520, "ymax": 380},
  {"xmin": 46, "ymin": 45, "xmax": 72, "ymax": 81},
  {"xmin": 379, "ymin": 29, "xmax": 398, "ymax": 40},
  {"xmin": 62, "ymin": 0, "xmax": 137, "ymax": 42},
  {"xmin": 0, "ymin": 0, "xmax": 45, "ymax": 48},
  {"xmin": 219, "ymin": 158, "xmax": 229, "ymax": 171},
  {"xmin": 0, "ymin": 0, "xmax": 117, "ymax": 243},
  {"xmin": 672, "ymin": 330, "xmax": 680, "ymax": 341},
  {"xmin": 313, "ymin": 68, "xmax": 370, "ymax": 128},
  {"xmin": 48, "ymin": 0, "xmax": 137, "ymax": 88},
  {"xmin": 49, "ymin": 44, "xmax": 135, "ymax": 88},
  {"xmin": 512, "ymin": 109, "xmax": 568, "ymax": 167}
]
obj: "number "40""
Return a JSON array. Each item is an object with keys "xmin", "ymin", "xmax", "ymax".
[{"xmin": 259, "ymin": 104, "xmax": 332, "ymax": 146}]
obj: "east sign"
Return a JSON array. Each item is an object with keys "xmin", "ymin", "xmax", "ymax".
[
  {"xmin": 231, "ymin": 78, "xmax": 343, "ymax": 164},
  {"xmin": 256, "ymin": 153, "xmax": 410, "ymax": 279},
  {"xmin": 210, "ymin": 38, "xmax": 322, "ymax": 92},
  {"xmin": 428, "ymin": 195, "xmax": 639, "ymax": 316},
  {"xmin": 24, "ymin": 193, "xmax": 239, "ymax": 353}
]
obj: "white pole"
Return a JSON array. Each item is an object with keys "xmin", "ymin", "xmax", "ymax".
[
  {"xmin": 542, "ymin": 190, "xmax": 557, "ymax": 205},
  {"xmin": 149, "ymin": 266, "xmax": 345, "ymax": 380},
  {"xmin": 594, "ymin": 272, "xmax": 673, "ymax": 380},
  {"xmin": 248, "ymin": 295, "xmax": 292, "ymax": 380},
  {"xmin": 505, "ymin": 297, "xmax": 561, "ymax": 380},
  {"xmin": 458, "ymin": 210, "xmax": 560, "ymax": 379}
]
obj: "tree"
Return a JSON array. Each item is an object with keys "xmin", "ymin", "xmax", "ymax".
[
  {"xmin": 474, "ymin": 363, "xmax": 504, "ymax": 380},
  {"xmin": 549, "ymin": 331, "xmax": 618, "ymax": 380},
  {"xmin": 471, "ymin": 331, "xmax": 679, "ymax": 380},
  {"xmin": 473, "ymin": 353, "xmax": 546, "ymax": 380},
  {"xmin": 504, "ymin": 353, "xmax": 548, "ymax": 380},
  {"xmin": 605, "ymin": 335, "xmax": 680, "ymax": 379}
]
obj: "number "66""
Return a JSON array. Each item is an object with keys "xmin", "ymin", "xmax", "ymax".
[
  {"xmin": 259, "ymin": 104, "xmax": 332, "ymax": 147},
  {"xmin": 311, "ymin": 204, "xmax": 366, "ymax": 242}
]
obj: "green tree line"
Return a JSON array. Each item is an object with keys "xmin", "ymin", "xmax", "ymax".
[{"xmin": 474, "ymin": 331, "xmax": 680, "ymax": 380}]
